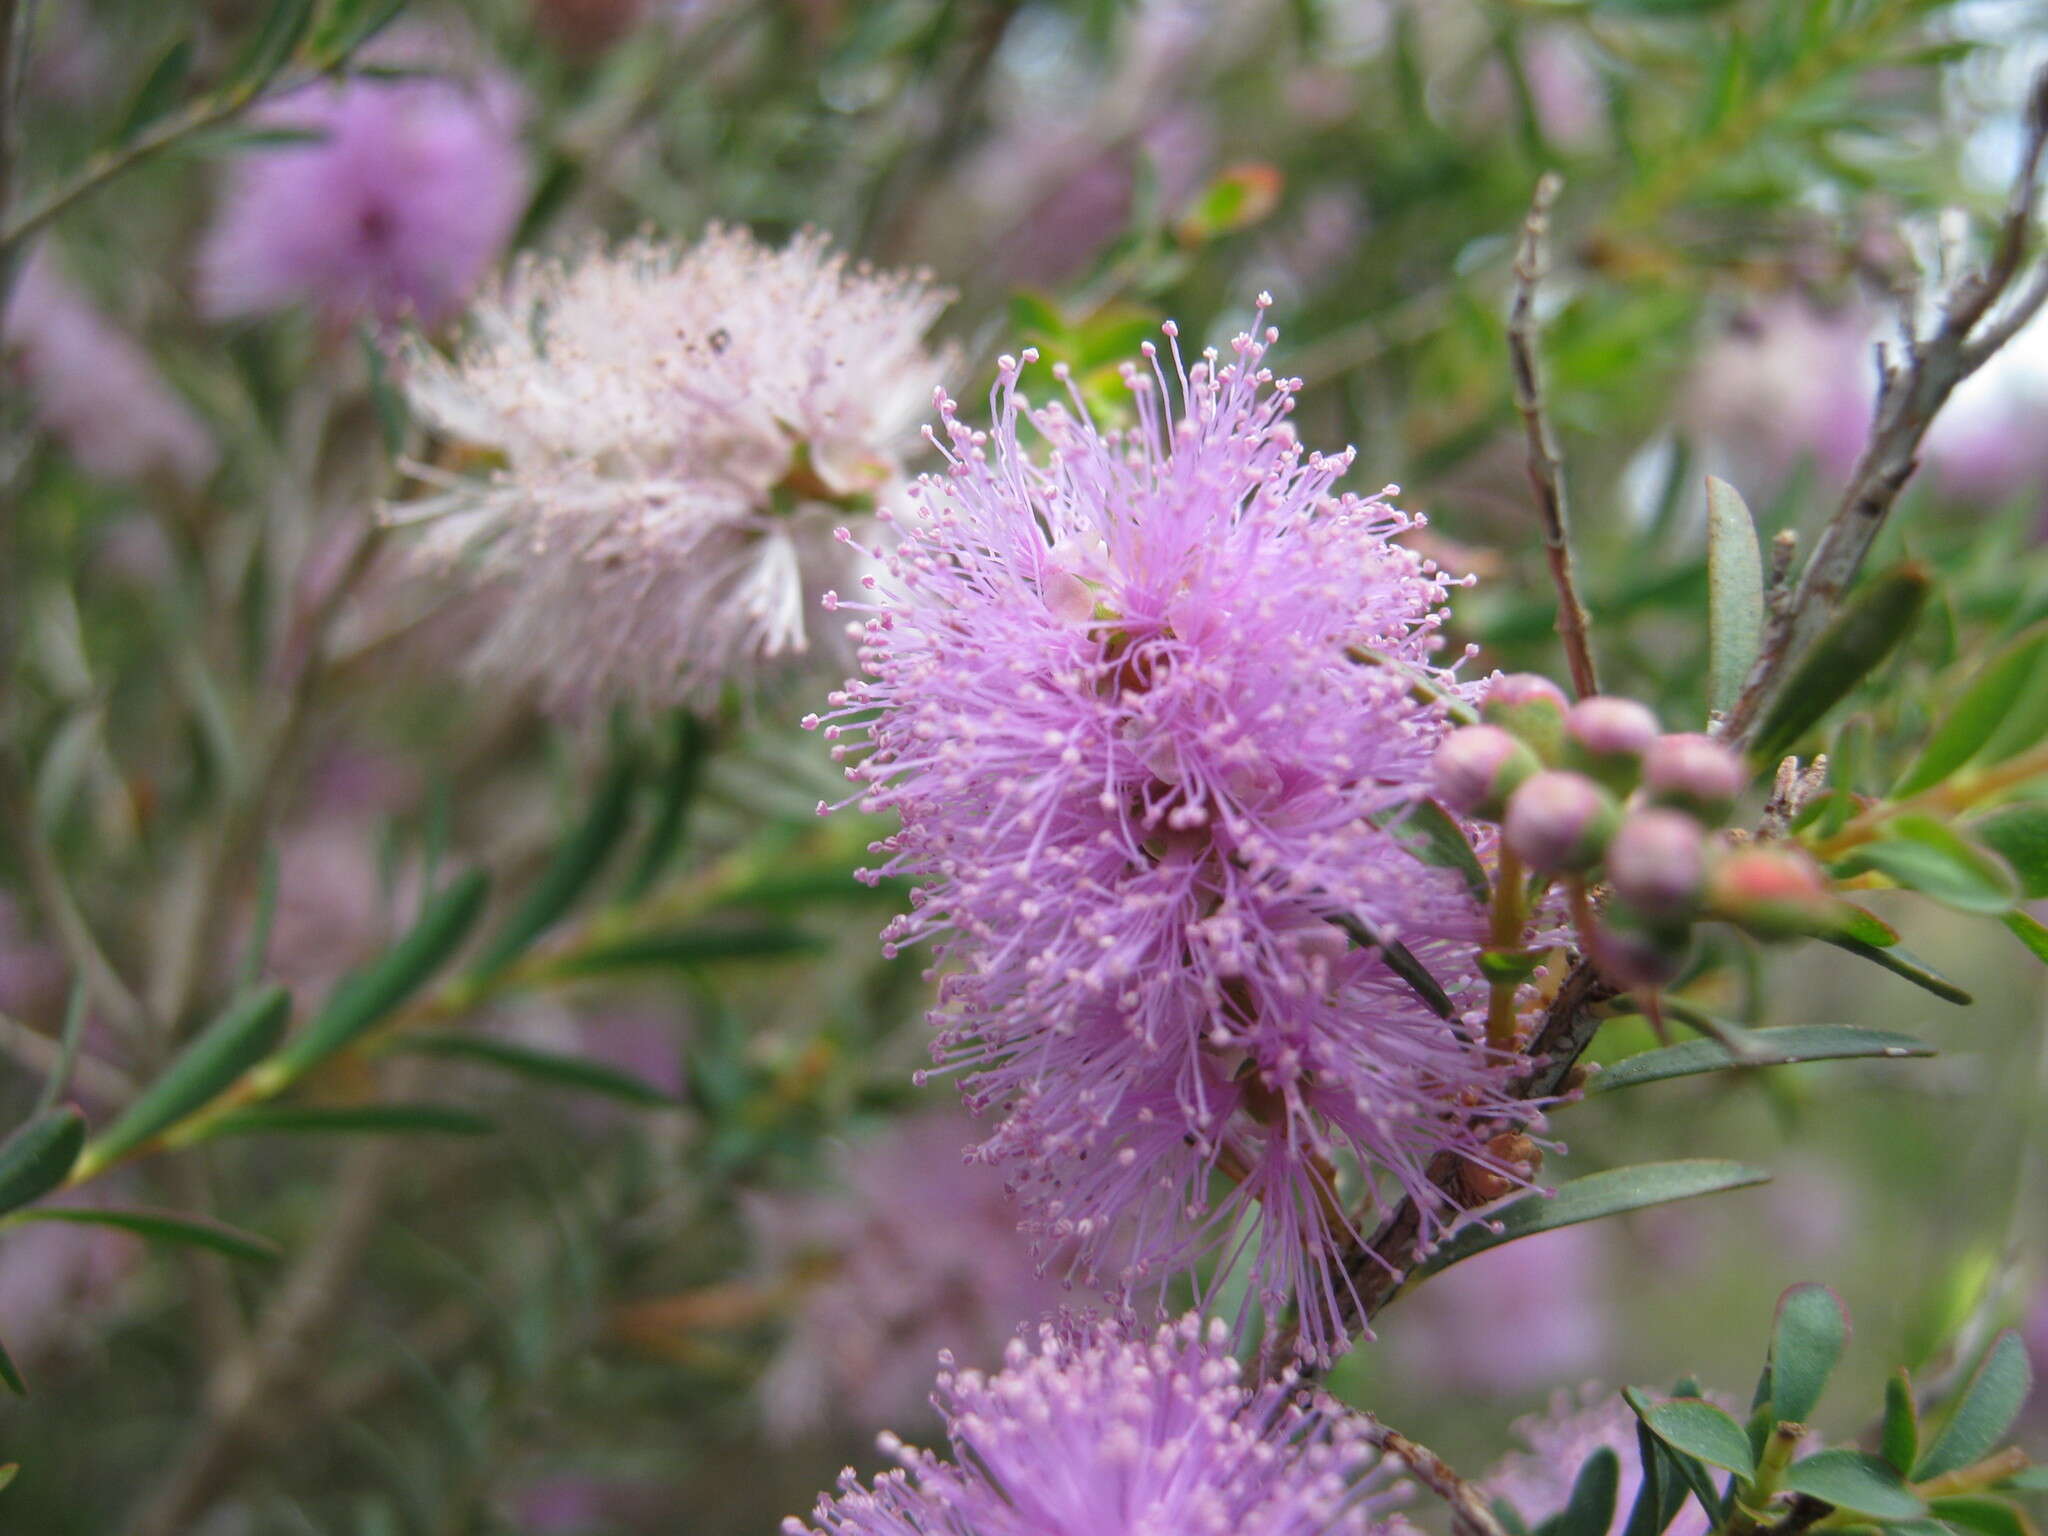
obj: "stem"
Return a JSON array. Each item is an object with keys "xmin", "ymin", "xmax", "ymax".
[
  {"xmin": 1362, "ymin": 1418, "xmax": 1514, "ymax": 1536},
  {"xmin": 1485, "ymin": 846, "xmax": 1527, "ymax": 1048},
  {"xmin": 1806, "ymin": 737, "xmax": 2048, "ymax": 860},
  {"xmin": 1508, "ymin": 171, "xmax": 1600, "ymax": 700}
]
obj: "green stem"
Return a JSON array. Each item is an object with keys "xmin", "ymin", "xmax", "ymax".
[{"xmin": 1485, "ymin": 846, "xmax": 1527, "ymax": 1048}]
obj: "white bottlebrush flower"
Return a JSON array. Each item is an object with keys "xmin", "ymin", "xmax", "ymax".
[{"xmin": 390, "ymin": 226, "xmax": 950, "ymax": 709}]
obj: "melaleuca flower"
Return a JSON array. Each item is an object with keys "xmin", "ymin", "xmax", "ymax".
[
  {"xmin": 811, "ymin": 301, "xmax": 1532, "ymax": 1361},
  {"xmin": 782, "ymin": 1312, "xmax": 1414, "ymax": 1536},
  {"xmin": 392, "ymin": 227, "xmax": 951, "ymax": 709}
]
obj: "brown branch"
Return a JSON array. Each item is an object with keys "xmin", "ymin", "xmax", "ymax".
[
  {"xmin": 1509, "ymin": 171, "xmax": 1600, "ymax": 700},
  {"xmin": 1719, "ymin": 67, "xmax": 2048, "ymax": 748},
  {"xmin": 1364, "ymin": 1417, "xmax": 1515, "ymax": 1536}
]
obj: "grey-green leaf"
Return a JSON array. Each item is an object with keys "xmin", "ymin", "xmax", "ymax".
[
  {"xmin": 1819, "ymin": 927, "xmax": 1973, "ymax": 1005},
  {"xmin": 0, "ymin": 1108, "xmax": 86, "ymax": 1217},
  {"xmin": 1769, "ymin": 1283, "xmax": 1849, "ymax": 1425},
  {"xmin": 1410, "ymin": 1161, "xmax": 1770, "ymax": 1280},
  {"xmin": 1966, "ymin": 803, "xmax": 2048, "ymax": 900},
  {"xmin": 80, "ymin": 986, "xmax": 291, "ymax": 1174},
  {"xmin": 1780, "ymin": 1451, "xmax": 1925, "ymax": 1520},
  {"xmin": 393, "ymin": 1033, "xmax": 677, "ymax": 1107},
  {"xmin": 471, "ymin": 756, "xmax": 638, "ymax": 978},
  {"xmin": 1913, "ymin": 1331, "xmax": 2033, "ymax": 1481},
  {"xmin": 1555, "ymin": 1448, "xmax": 1621, "ymax": 1536},
  {"xmin": 203, "ymin": 1104, "xmax": 496, "ymax": 1139},
  {"xmin": 1630, "ymin": 1394, "xmax": 1756, "ymax": 1479},
  {"xmin": 1893, "ymin": 621, "xmax": 2048, "ymax": 797},
  {"xmin": 1834, "ymin": 816, "xmax": 2020, "ymax": 915},
  {"xmin": 1371, "ymin": 798, "xmax": 1492, "ymax": 907},
  {"xmin": 1882, "ymin": 1370, "xmax": 1919, "ymax": 1473},
  {"xmin": 1749, "ymin": 564, "xmax": 1930, "ymax": 766},
  {"xmin": 1589, "ymin": 1026, "xmax": 1933, "ymax": 1094},
  {"xmin": 16, "ymin": 1205, "xmax": 280, "ymax": 1264},
  {"xmin": 1706, "ymin": 476, "xmax": 1764, "ymax": 720}
]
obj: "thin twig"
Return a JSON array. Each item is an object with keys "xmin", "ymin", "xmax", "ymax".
[
  {"xmin": 1508, "ymin": 172, "xmax": 1600, "ymax": 699},
  {"xmin": 1363, "ymin": 1417, "xmax": 1515, "ymax": 1536},
  {"xmin": 1719, "ymin": 68, "xmax": 2048, "ymax": 748}
]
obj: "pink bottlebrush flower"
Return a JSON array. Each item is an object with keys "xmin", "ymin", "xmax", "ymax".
[
  {"xmin": 3, "ymin": 249, "xmax": 217, "ymax": 489},
  {"xmin": 195, "ymin": 41, "xmax": 528, "ymax": 331},
  {"xmin": 783, "ymin": 1312, "xmax": 1415, "ymax": 1536},
  {"xmin": 393, "ymin": 228, "xmax": 951, "ymax": 710},
  {"xmin": 812, "ymin": 303, "xmax": 1532, "ymax": 1362},
  {"xmin": 745, "ymin": 1108, "xmax": 1070, "ymax": 1439}
]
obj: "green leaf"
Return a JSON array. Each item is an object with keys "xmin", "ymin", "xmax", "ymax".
[
  {"xmin": 554, "ymin": 926, "xmax": 824, "ymax": 975},
  {"xmin": 471, "ymin": 756, "xmax": 638, "ymax": 978},
  {"xmin": 392, "ymin": 1033, "xmax": 677, "ymax": 1107},
  {"xmin": 1818, "ymin": 928, "xmax": 1973, "ymax": 1005},
  {"xmin": 1965, "ymin": 803, "xmax": 2048, "ymax": 899},
  {"xmin": 15, "ymin": 1206, "xmax": 279, "ymax": 1264},
  {"xmin": 1781, "ymin": 1451, "xmax": 1926, "ymax": 1520},
  {"xmin": 1750, "ymin": 564, "xmax": 1931, "ymax": 766},
  {"xmin": 1588, "ymin": 1026, "xmax": 1933, "ymax": 1093},
  {"xmin": 1411, "ymin": 1161, "xmax": 1771, "ymax": 1280},
  {"xmin": 1834, "ymin": 816, "xmax": 2021, "ymax": 915},
  {"xmin": 0, "ymin": 1108, "xmax": 86, "ymax": 1217},
  {"xmin": 1629, "ymin": 1393, "xmax": 1757, "ymax": 1479},
  {"xmin": 1706, "ymin": 476, "xmax": 1764, "ymax": 720},
  {"xmin": 203, "ymin": 1104, "xmax": 496, "ymax": 1139},
  {"xmin": 1835, "ymin": 903, "xmax": 1900, "ymax": 948},
  {"xmin": 1914, "ymin": 1331, "xmax": 2034, "ymax": 1481},
  {"xmin": 2000, "ymin": 910, "xmax": 2048, "ymax": 965},
  {"xmin": 308, "ymin": 0, "xmax": 408, "ymax": 63},
  {"xmin": 112, "ymin": 38, "xmax": 194, "ymax": 147},
  {"xmin": 262, "ymin": 871, "xmax": 490, "ymax": 1087},
  {"xmin": 1893, "ymin": 622, "xmax": 2048, "ymax": 796},
  {"xmin": 2002, "ymin": 1467, "xmax": 2048, "ymax": 1492},
  {"xmin": 1555, "ymin": 1448, "xmax": 1621, "ymax": 1536},
  {"xmin": 224, "ymin": 0, "xmax": 316, "ymax": 99},
  {"xmin": 621, "ymin": 713, "xmax": 712, "ymax": 900},
  {"xmin": 1330, "ymin": 914, "xmax": 1453, "ymax": 1018},
  {"xmin": 1623, "ymin": 1418, "xmax": 1701, "ymax": 1536},
  {"xmin": 0, "ymin": 1460, "xmax": 16, "ymax": 1488},
  {"xmin": 1770, "ymin": 1283, "xmax": 1850, "ymax": 1424},
  {"xmin": 0, "ymin": 1335, "xmax": 24, "ymax": 1397},
  {"xmin": 1882, "ymin": 1370, "xmax": 1920, "ymax": 1473},
  {"xmin": 1930, "ymin": 1496, "xmax": 2037, "ymax": 1536},
  {"xmin": 1372, "ymin": 798, "xmax": 1492, "ymax": 907},
  {"xmin": 79, "ymin": 986, "xmax": 291, "ymax": 1175}
]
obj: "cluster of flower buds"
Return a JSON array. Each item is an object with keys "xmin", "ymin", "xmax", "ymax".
[{"xmin": 1431, "ymin": 675, "xmax": 1839, "ymax": 990}]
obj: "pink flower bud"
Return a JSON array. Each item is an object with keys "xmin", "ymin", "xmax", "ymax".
[
  {"xmin": 1705, "ymin": 845, "xmax": 1838, "ymax": 941},
  {"xmin": 1563, "ymin": 696, "xmax": 1660, "ymax": 793},
  {"xmin": 1430, "ymin": 725, "xmax": 1540, "ymax": 820},
  {"xmin": 1641, "ymin": 733, "xmax": 1745, "ymax": 825},
  {"xmin": 1503, "ymin": 770, "xmax": 1621, "ymax": 874},
  {"xmin": 1605, "ymin": 808, "xmax": 1708, "ymax": 921},
  {"xmin": 1480, "ymin": 673, "xmax": 1570, "ymax": 764}
]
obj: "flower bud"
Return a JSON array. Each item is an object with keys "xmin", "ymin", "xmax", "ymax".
[
  {"xmin": 1502, "ymin": 770, "xmax": 1621, "ymax": 874},
  {"xmin": 1430, "ymin": 725, "xmax": 1540, "ymax": 820},
  {"xmin": 1589, "ymin": 904, "xmax": 1692, "ymax": 991},
  {"xmin": 1605, "ymin": 808, "xmax": 1709, "ymax": 922},
  {"xmin": 1641, "ymin": 733, "xmax": 1745, "ymax": 825},
  {"xmin": 1562, "ymin": 696, "xmax": 1660, "ymax": 794},
  {"xmin": 1705, "ymin": 844, "xmax": 1839, "ymax": 941},
  {"xmin": 1480, "ymin": 673, "xmax": 1570, "ymax": 764}
]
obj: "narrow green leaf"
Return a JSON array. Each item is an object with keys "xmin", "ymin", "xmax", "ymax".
[
  {"xmin": 2001, "ymin": 909, "xmax": 2048, "ymax": 965},
  {"xmin": 1556, "ymin": 1448, "xmax": 1621, "ymax": 1536},
  {"xmin": 0, "ymin": 1108, "xmax": 86, "ymax": 1217},
  {"xmin": 1882, "ymin": 1370, "xmax": 1920, "ymax": 1473},
  {"xmin": 622, "ymin": 712, "xmax": 711, "ymax": 900},
  {"xmin": 1750, "ymin": 564, "xmax": 1930, "ymax": 765},
  {"xmin": 1631, "ymin": 1395, "xmax": 1757, "ymax": 1479},
  {"xmin": 471, "ymin": 757, "xmax": 638, "ymax": 978},
  {"xmin": 1411, "ymin": 1161, "xmax": 1771, "ymax": 1279},
  {"xmin": 111, "ymin": 38, "xmax": 194, "ymax": 147},
  {"xmin": 1371, "ymin": 798, "xmax": 1493, "ymax": 907},
  {"xmin": 1622, "ymin": 1418, "xmax": 1698, "ymax": 1536},
  {"xmin": 1330, "ymin": 914, "xmax": 1453, "ymax": 1019},
  {"xmin": 203, "ymin": 1104, "xmax": 496, "ymax": 1139},
  {"xmin": 0, "ymin": 1460, "xmax": 16, "ymax": 1488},
  {"xmin": 308, "ymin": 0, "xmax": 408, "ymax": 63},
  {"xmin": 0, "ymin": 1336, "xmax": 25, "ymax": 1397},
  {"xmin": 393, "ymin": 1033, "xmax": 677, "ymax": 1107},
  {"xmin": 1835, "ymin": 817, "xmax": 2020, "ymax": 915},
  {"xmin": 1588, "ymin": 1026, "xmax": 1932, "ymax": 1094},
  {"xmin": 1893, "ymin": 622, "xmax": 2048, "ymax": 796},
  {"xmin": 15, "ymin": 1205, "xmax": 279, "ymax": 1264},
  {"xmin": 1706, "ymin": 477, "xmax": 1764, "ymax": 720},
  {"xmin": 1818, "ymin": 929, "xmax": 1973, "ymax": 1005},
  {"xmin": 2002, "ymin": 1467, "xmax": 2048, "ymax": 1491},
  {"xmin": 1781, "ymin": 1451, "xmax": 1925, "ymax": 1520},
  {"xmin": 554, "ymin": 927, "xmax": 824, "ymax": 975},
  {"xmin": 1965, "ymin": 804, "xmax": 2048, "ymax": 899},
  {"xmin": 1930, "ymin": 1495, "xmax": 2036, "ymax": 1536},
  {"xmin": 80, "ymin": 986, "xmax": 291, "ymax": 1174},
  {"xmin": 1835, "ymin": 903, "xmax": 1900, "ymax": 947},
  {"xmin": 1914, "ymin": 1332, "xmax": 2034, "ymax": 1481},
  {"xmin": 264, "ymin": 871, "xmax": 490, "ymax": 1086},
  {"xmin": 224, "ymin": 0, "xmax": 316, "ymax": 99},
  {"xmin": 1770, "ymin": 1283, "xmax": 1850, "ymax": 1425}
]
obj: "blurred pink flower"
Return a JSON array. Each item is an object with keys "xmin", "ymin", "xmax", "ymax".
[
  {"xmin": 745, "ymin": 1109, "xmax": 1071, "ymax": 1439},
  {"xmin": 3, "ymin": 249, "xmax": 217, "ymax": 489},
  {"xmin": 0, "ymin": 1197, "xmax": 137, "ymax": 1363},
  {"xmin": 196, "ymin": 38, "xmax": 528, "ymax": 331},
  {"xmin": 1386, "ymin": 1225, "xmax": 1613, "ymax": 1395},
  {"xmin": 1487, "ymin": 1385, "xmax": 1730, "ymax": 1536}
]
